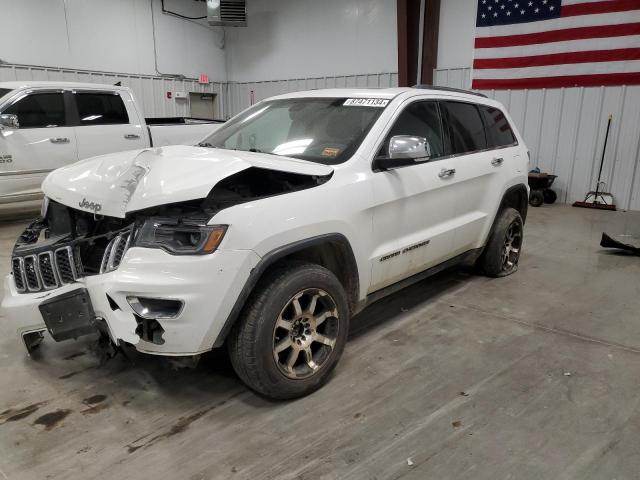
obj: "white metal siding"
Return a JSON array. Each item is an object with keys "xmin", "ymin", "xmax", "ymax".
[{"xmin": 435, "ymin": 68, "xmax": 640, "ymax": 211}]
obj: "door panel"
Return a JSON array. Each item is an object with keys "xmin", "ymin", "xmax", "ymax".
[
  {"xmin": 439, "ymin": 100, "xmax": 500, "ymax": 254},
  {"xmin": 369, "ymin": 100, "xmax": 456, "ymax": 292},
  {"xmin": 450, "ymin": 103, "xmax": 523, "ymax": 252},
  {"xmin": 73, "ymin": 91, "xmax": 146, "ymax": 159},
  {"xmin": 0, "ymin": 91, "xmax": 78, "ymax": 200},
  {"xmin": 370, "ymin": 162, "xmax": 457, "ymax": 291}
]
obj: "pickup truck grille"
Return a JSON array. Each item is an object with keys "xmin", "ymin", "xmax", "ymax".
[{"xmin": 12, "ymin": 247, "xmax": 79, "ymax": 293}]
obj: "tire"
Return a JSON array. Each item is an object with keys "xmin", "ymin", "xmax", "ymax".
[
  {"xmin": 543, "ymin": 188, "xmax": 557, "ymax": 204},
  {"xmin": 478, "ymin": 207, "xmax": 524, "ymax": 278},
  {"xmin": 529, "ymin": 189, "xmax": 544, "ymax": 207},
  {"xmin": 227, "ymin": 261, "xmax": 350, "ymax": 400}
]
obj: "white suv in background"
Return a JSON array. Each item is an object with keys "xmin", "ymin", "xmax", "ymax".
[{"xmin": 2, "ymin": 86, "xmax": 529, "ymax": 399}]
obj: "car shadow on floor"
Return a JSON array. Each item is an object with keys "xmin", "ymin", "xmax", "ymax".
[{"xmin": 348, "ymin": 265, "xmax": 475, "ymax": 340}]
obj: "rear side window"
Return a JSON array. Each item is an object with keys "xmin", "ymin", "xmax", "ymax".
[
  {"xmin": 479, "ymin": 105, "xmax": 517, "ymax": 147},
  {"xmin": 3, "ymin": 93, "xmax": 66, "ymax": 128},
  {"xmin": 379, "ymin": 101, "xmax": 445, "ymax": 159},
  {"xmin": 0, "ymin": 88, "xmax": 12, "ymax": 100},
  {"xmin": 76, "ymin": 92, "xmax": 129, "ymax": 125},
  {"xmin": 440, "ymin": 101, "xmax": 487, "ymax": 155}
]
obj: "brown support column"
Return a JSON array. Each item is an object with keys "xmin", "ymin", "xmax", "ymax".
[
  {"xmin": 397, "ymin": 0, "xmax": 440, "ymax": 87},
  {"xmin": 420, "ymin": 0, "xmax": 440, "ymax": 85}
]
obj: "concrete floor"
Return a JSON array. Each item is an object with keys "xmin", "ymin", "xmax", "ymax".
[{"xmin": 1, "ymin": 205, "xmax": 639, "ymax": 480}]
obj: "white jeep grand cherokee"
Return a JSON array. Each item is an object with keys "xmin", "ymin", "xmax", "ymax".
[{"xmin": 2, "ymin": 86, "xmax": 529, "ymax": 399}]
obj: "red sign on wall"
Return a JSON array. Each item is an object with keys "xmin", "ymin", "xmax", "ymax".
[{"xmin": 199, "ymin": 74, "xmax": 209, "ymax": 84}]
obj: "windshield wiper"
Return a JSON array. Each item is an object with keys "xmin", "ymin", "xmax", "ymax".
[{"xmin": 197, "ymin": 142, "xmax": 214, "ymax": 148}]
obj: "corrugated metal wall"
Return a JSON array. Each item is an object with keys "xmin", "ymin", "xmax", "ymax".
[
  {"xmin": 435, "ymin": 68, "xmax": 640, "ymax": 211},
  {"xmin": 0, "ymin": 64, "xmax": 227, "ymax": 120},
  {"xmin": 226, "ymin": 73, "xmax": 399, "ymax": 116}
]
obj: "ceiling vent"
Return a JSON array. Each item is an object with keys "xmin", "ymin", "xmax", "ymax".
[{"xmin": 207, "ymin": 0, "xmax": 247, "ymax": 27}]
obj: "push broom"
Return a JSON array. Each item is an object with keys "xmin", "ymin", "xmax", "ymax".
[{"xmin": 573, "ymin": 114, "xmax": 616, "ymax": 211}]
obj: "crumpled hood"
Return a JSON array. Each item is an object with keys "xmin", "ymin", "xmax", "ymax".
[{"xmin": 42, "ymin": 145, "xmax": 333, "ymax": 218}]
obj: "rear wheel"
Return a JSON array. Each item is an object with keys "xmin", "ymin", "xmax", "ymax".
[
  {"xmin": 478, "ymin": 207, "xmax": 523, "ymax": 277},
  {"xmin": 228, "ymin": 261, "xmax": 349, "ymax": 400}
]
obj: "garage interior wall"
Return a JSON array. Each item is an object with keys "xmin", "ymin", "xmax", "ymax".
[
  {"xmin": 435, "ymin": 0, "xmax": 640, "ymax": 211},
  {"xmin": 224, "ymin": 0, "xmax": 398, "ymax": 113},
  {"xmin": 0, "ymin": 0, "xmax": 398, "ymax": 120}
]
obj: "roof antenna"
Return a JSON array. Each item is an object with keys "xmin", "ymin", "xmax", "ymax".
[{"xmin": 114, "ymin": 81, "xmax": 122, "ymax": 86}]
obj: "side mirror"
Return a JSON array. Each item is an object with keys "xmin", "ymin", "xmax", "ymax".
[
  {"xmin": 0, "ymin": 114, "xmax": 19, "ymax": 130},
  {"xmin": 373, "ymin": 135, "xmax": 431, "ymax": 171}
]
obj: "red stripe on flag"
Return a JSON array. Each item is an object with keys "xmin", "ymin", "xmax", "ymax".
[
  {"xmin": 561, "ymin": 0, "xmax": 640, "ymax": 18},
  {"xmin": 474, "ymin": 22, "xmax": 640, "ymax": 48},
  {"xmin": 471, "ymin": 72, "xmax": 640, "ymax": 89},
  {"xmin": 474, "ymin": 48, "xmax": 640, "ymax": 69}
]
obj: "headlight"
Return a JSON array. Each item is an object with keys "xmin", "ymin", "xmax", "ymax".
[{"xmin": 135, "ymin": 218, "xmax": 227, "ymax": 255}]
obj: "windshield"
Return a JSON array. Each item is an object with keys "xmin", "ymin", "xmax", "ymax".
[{"xmin": 200, "ymin": 97, "xmax": 388, "ymax": 165}]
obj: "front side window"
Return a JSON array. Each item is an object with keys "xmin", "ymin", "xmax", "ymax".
[
  {"xmin": 440, "ymin": 101, "xmax": 487, "ymax": 155},
  {"xmin": 3, "ymin": 92, "xmax": 66, "ymax": 128},
  {"xmin": 76, "ymin": 92, "xmax": 129, "ymax": 125},
  {"xmin": 378, "ymin": 101, "xmax": 445, "ymax": 159},
  {"xmin": 200, "ymin": 98, "xmax": 386, "ymax": 165},
  {"xmin": 479, "ymin": 105, "xmax": 517, "ymax": 148}
]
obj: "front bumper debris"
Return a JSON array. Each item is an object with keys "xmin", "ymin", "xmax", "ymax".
[{"xmin": 2, "ymin": 247, "xmax": 261, "ymax": 356}]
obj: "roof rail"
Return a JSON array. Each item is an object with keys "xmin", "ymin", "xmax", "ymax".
[{"xmin": 412, "ymin": 84, "xmax": 488, "ymax": 98}]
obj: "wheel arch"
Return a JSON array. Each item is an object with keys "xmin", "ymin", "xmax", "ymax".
[
  {"xmin": 499, "ymin": 183, "xmax": 529, "ymax": 223},
  {"xmin": 212, "ymin": 233, "xmax": 359, "ymax": 347}
]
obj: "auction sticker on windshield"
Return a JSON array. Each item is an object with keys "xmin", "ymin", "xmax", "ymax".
[{"xmin": 343, "ymin": 98, "xmax": 389, "ymax": 107}]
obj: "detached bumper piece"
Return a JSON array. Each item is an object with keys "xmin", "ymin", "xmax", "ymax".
[
  {"xmin": 601, "ymin": 233, "xmax": 640, "ymax": 256},
  {"xmin": 38, "ymin": 288, "xmax": 98, "ymax": 341}
]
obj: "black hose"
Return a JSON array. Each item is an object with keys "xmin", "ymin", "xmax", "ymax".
[{"xmin": 161, "ymin": 0, "xmax": 206, "ymax": 19}]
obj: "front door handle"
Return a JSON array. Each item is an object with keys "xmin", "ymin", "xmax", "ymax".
[
  {"xmin": 438, "ymin": 168, "xmax": 456, "ymax": 179},
  {"xmin": 491, "ymin": 157, "xmax": 504, "ymax": 166},
  {"xmin": 50, "ymin": 137, "xmax": 70, "ymax": 144},
  {"xmin": 124, "ymin": 134, "xmax": 141, "ymax": 140}
]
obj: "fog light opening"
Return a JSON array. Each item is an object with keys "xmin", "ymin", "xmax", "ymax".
[
  {"xmin": 134, "ymin": 315, "xmax": 166, "ymax": 345},
  {"xmin": 126, "ymin": 296, "xmax": 184, "ymax": 319}
]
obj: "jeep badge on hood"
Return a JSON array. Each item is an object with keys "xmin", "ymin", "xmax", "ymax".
[{"xmin": 78, "ymin": 198, "xmax": 102, "ymax": 214}]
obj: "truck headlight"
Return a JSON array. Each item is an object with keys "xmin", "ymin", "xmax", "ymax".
[{"xmin": 135, "ymin": 219, "xmax": 227, "ymax": 255}]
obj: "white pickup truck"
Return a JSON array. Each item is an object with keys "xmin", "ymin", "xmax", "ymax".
[{"xmin": 0, "ymin": 81, "xmax": 223, "ymax": 213}]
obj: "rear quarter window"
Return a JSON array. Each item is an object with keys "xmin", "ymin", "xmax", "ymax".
[
  {"xmin": 76, "ymin": 92, "xmax": 129, "ymax": 125},
  {"xmin": 479, "ymin": 105, "xmax": 517, "ymax": 148}
]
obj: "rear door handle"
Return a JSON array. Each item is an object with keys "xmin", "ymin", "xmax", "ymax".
[
  {"xmin": 124, "ymin": 134, "xmax": 141, "ymax": 140},
  {"xmin": 49, "ymin": 137, "xmax": 70, "ymax": 144},
  {"xmin": 438, "ymin": 168, "xmax": 456, "ymax": 179},
  {"xmin": 491, "ymin": 157, "xmax": 504, "ymax": 166}
]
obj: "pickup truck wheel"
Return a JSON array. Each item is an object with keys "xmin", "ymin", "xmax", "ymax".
[
  {"xmin": 227, "ymin": 261, "xmax": 349, "ymax": 400},
  {"xmin": 479, "ymin": 207, "xmax": 523, "ymax": 277}
]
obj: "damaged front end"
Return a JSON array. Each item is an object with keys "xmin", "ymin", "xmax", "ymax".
[
  {"xmin": 8, "ymin": 163, "xmax": 331, "ymax": 356},
  {"xmin": 10, "ymin": 198, "xmax": 225, "ymax": 352}
]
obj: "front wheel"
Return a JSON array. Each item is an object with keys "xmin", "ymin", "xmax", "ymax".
[
  {"xmin": 227, "ymin": 261, "xmax": 349, "ymax": 400},
  {"xmin": 478, "ymin": 207, "xmax": 524, "ymax": 277}
]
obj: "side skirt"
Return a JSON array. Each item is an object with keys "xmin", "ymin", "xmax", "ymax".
[{"xmin": 354, "ymin": 248, "xmax": 483, "ymax": 315}]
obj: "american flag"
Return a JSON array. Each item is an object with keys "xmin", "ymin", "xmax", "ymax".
[{"xmin": 472, "ymin": 0, "xmax": 640, "ymax": 89}]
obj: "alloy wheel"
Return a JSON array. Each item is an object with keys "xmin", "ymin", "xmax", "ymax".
[
  {"xmin": 272, "ymin": 288, "xmax": 340, "ymax": 379},
  {"xmin": 501, "ymin": 220, "xmax": 523, "ymax": 272}
]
